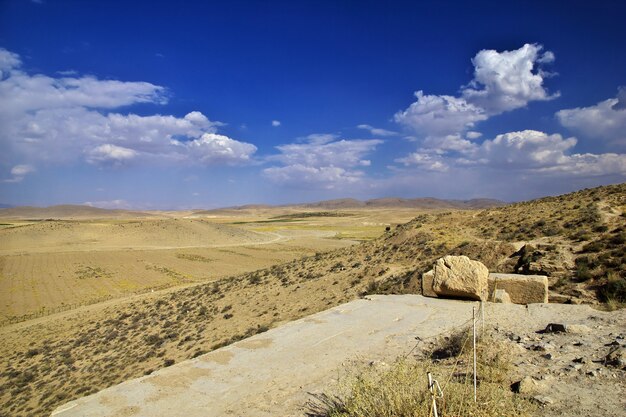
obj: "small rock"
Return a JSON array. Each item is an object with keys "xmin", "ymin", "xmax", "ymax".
[
  {"xmin": 587, "ymin": 370, "xmax": 597, "ymax": 377},
  {"xmin": 511, "ymin": 376, "xmax": 545, "ymax": 394},
  {"xmin": 542, "ymin": 353, "xmax": 554, "ymax": 360},
  {"xmin": 533, "ymin": 395, "xmax": 555, "ymax": 406},
  {"xmin": 531, "ymin": 342, "xmax": 555, "ymax": 352},
  {"xmin": 573, "ymin": 357, "xmax": 586, "ymax": 364},
  {"xmin": 566, "ymin": 324, "xmax": 591, "ymax": 334},
  {"xmin": 540, "ymin": 323, "xmax": 566, "ymax": 334},
  {"xmin": 506, "ymin": 332, "xmax": 521, "ymax": 342}
]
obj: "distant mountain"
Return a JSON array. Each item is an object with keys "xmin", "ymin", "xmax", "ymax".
[
  {"xmin": 300, "ymin": 198, "xmax": 365, "ymax": 209},
  {"xmin": 0, "ymin": 204, "xmax": 155, "ymax": 219},
  {"xmin": 196, "ymin": 196, "xmax": 506, "ymax": 213},
  {"xmin": 302, "ymin": 197, "xmax": 505, "ymax": 210},
  {"xmin": 0, "ymin": 203, "xmax": 14, "ymax": 209}
]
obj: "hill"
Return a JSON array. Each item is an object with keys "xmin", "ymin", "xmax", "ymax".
[
  {"xmin": 0, "ymin": 218, "xmax": 273, "ymax": 254},
  {"xmin": 1, "ymin": 183, "xmax": 624, "ymax": 417},
  {"xmin": 198, "ymin": 196, "xmax": 505, "ymax": 213},
  {"xmin": 0, "ymin": 204, "xmax": 154, "ymax": 220}
]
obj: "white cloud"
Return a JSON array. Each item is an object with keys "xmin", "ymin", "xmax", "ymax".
[
  {"xmin": 11, "ymin": 164, "xmax": 35, "ymax": 176},
  {"xmin": 263, "ymin": 164, "xmax": 364, "ymax": 189},
  {"xmin": 422, "ymin": 134, "xmax": 477, "ymax": 154},
  {"xmin": 357, "ymin": 124, "xmax": 398, "ymax": 137},
  {"xmin": 271, "ymin": 120, "xmax": 281, "ymax": 127},
  {"xmin": 0, "ymin": 48, "xmax": 257, "ymax": 171},
  {"xmin": 394, "ymin": 91, "xmax": 487, "ymax": 138},
  {"xmin": 87, "ymin": 144, "xmax": 137, "ymax": 164},
  {"xmin": 556, "ymin": 87, "xmax": 626, "ymax": 148},
  {"xmin": 395, "ymin": 152, "xmax": 448, "ymax": 172},
  {"xmin": 187, "ymin": 133, "xmax": 257, "ymax": 165},
  {"xmin": 477, "ymin": 130, "xmax": 577, "ymax": 169},
  {"xmin": 0, "ymin": 49, "xmax": 21, "ymax": 78},
  {"xmin": 462, "ymin": 43, "xmax": 558, "ymax": 114},
  {"xmin": 304, "ymin": 133, "xmax": 338, "ymax": 145},
  {"xmin": 3, "ymin": 164, "xmax": 35, "ymax": 183},
  {"xmin": 83, "ymin": 199, "xmax": 131, "ymax": 209},
  {"xmin": 270, "ymin": 137, "xmax": 382, "ymax": 168},
  {"xmin": 393, "ymin": 129, "xmax": 626, "ymax": 185},
  {"xmin": 395, "ymin": 44, "xmax": 557, "ymax": 154},
  {"xmin": 263, "ymin": 135, "xmax": 382, "ymax": 188}
]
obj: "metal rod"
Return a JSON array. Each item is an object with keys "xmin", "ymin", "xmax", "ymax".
[
  {"xmin": 473, "ymin": 306, "xmax": 477, "ymax": 403},
  {"xmin": 427, "ymin": 372, "xmax": 438, "ymax": 417}
]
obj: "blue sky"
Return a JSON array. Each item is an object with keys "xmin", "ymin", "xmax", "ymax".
[{"xmin": 1, "ymin": 0, "xmax": 625, "ymax": 209}]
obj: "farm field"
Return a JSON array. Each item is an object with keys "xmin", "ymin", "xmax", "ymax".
[{"xmin": 0, "ymin": 208, "xmax": 422, "ymax": 322}]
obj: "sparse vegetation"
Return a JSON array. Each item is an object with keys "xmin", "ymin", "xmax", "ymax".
[{"xmin": 306, "ymin": 331, "xmax": 534, "ymax": 417}]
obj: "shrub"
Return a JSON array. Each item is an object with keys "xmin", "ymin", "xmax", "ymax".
[{"xmin": 599, "ymin": 272, "xmax": 626, "ymax": 304}]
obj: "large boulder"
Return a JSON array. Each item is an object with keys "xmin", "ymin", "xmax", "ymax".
[
  {"xmin": 432, "ymin": 256, "xmax": 489, "ymax": 301},
  {"xmin": 488, "ymin": 273, "xmax": 548, "ymax": 304}
]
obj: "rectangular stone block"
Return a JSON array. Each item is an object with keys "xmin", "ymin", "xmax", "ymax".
[
  {"xmin": 488, "ymin": 273, "xmax": 548, "ymax": 304},
  {"xmin": 421, "ymin": 269, "xmax": 437, "ymax": 298}
]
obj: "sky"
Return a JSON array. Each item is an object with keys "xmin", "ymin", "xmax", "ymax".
[{"xmin": 0, "ymin": 0, "xmax": 625, "ymax": 209}]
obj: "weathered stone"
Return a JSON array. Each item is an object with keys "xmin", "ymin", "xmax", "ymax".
[
  {"xmin": 565, "ymin": 324, "xmax": 591, "ymax": 334},
  {"xmin": 488, "ymin": 273, "xmax": 548, "ymax": 304},
  {"xmin": 421, "ymin": 269, "xmax": 437, "ymax": 298},
  {"xmin": 432, "ymin": 256, "xmax": 488, "ymax": 301},
  {"xmin": 493, "ymin": 289, "xmax": 511, "ymax": 303},
  {"xmin": 532, "ymin": 395, "xmax": 555, "ymax": 406},
  {"xmin": 511, "ymin": 376, "xmax": 546, "ymax": 394}
]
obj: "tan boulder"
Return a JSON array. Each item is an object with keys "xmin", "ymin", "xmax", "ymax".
[
  {"xmin": 432, "ymin": 255, "xmax": 489, "ymax": 301},
  {"xmin": 488, "ymin": 273, "xmax": 548, "ymax": 304},
  {"xmin": 421, "ymin": 269, "xmax": 437, "ymax": 297}
]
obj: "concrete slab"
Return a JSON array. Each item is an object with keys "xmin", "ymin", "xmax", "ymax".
[{"xmin": 51, "ymin": 295, "xmax": 477, "ymax": 417}]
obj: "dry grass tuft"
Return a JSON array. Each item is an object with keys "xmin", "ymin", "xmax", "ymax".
[{"xmin": 306, "ymin": 332, "xmax": 534, "ymax": 417}]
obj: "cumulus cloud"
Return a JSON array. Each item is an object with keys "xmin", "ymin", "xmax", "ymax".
[
  {"xmin": 394, "ymin": 91, "xmax": 487, "ymax": 138},
  {"xmin": 187, "ymin": 133, "xmax": 257, "ymax": 165},
  {"xmin": 3, "ymin": 164, "xmax": 35, "ymax": 183},
  {"xmin": 87, "ymin": 144, "xmax": 137, "ymax": 164},
  {"xmin": 0, "ymin": 48, "xmax": 21, "ymax": 78},
  {"xmin": 471, "ymin": 130, "xmax": 626, "ymax": 177},
  {"xmin": 477, "ymin": 130, "xmax": 576, "ymax": 169},
  {"xmin": 0, "ymin": 48, "xmax": 257, "ymax": 172},
  {"xmin": 271, "ymin": 120, "xmax": 281, "ymax": 127},
  {"xmin": 263, "ymin": 165, "xmax": 364, "ymax": 189},
  {"xmin": 395, "ymin": 152, "xmax": 448, "ymax": 172},
  {"xmin": 396, "ymin": 129, "xmax": 626, "ymax": 180},
  {"xmin": 263, "ymin": 135, "xmax": 382, "ymax": 188},
  {"xmin": 462, "ymin": 43, "xmax": 558, "ymax": 114},
  {"xmin": 395, "ymin": 44, "xmax": 557, "ymax": 156},
  {"xmin": 357, "ymin": 124, "xmax": 398, "ymax": 137},
  {"xmin": 556, "ymin": 87, "xmax": 626, "ymax": 148}
]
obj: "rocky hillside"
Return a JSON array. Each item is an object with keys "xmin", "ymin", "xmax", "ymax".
[{"xmin": 1, "ymin": 183, "xmax": 624, "ymax": 417}]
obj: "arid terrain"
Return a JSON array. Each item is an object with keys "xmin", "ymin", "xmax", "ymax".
[{"xmin": 0, "ymin": 186, "xmax": 625, "ymax": 417}]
